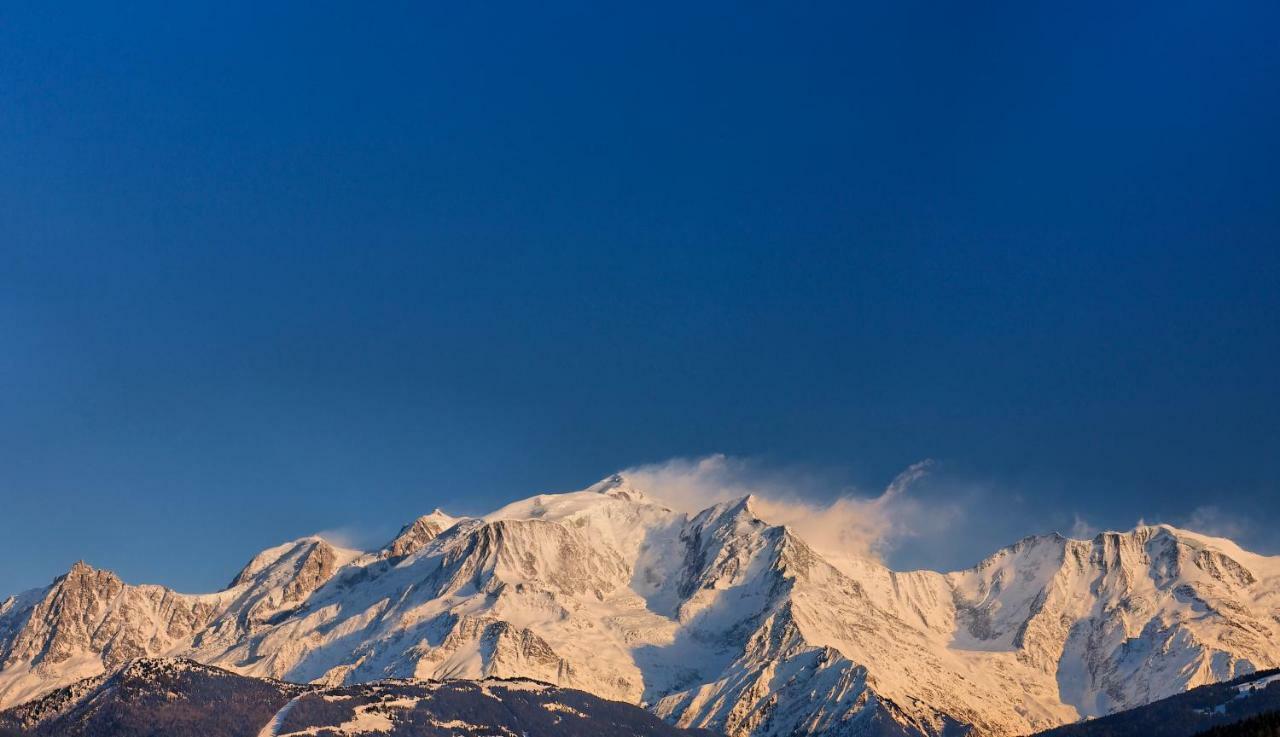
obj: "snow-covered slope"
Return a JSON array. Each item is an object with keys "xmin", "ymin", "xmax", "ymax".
[{"xmin": 2, "ymin": 473, "xmax": 1278, "ymax": 737}]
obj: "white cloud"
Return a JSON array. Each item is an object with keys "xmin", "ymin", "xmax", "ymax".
[{"xmin": 621, "ymin": 455, "xmax": 959, "ymax": 562}]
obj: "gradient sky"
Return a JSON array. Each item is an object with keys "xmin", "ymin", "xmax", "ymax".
[{"xmin": 2, "ymin": 1, "xmax": 1279, "ymax": 597}]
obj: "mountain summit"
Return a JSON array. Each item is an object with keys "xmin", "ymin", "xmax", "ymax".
[{"xmin": 2, "ymin": 476, "xmax": 1277, "ymax": 737}]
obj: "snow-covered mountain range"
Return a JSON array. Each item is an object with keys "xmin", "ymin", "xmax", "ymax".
[{"xmin": 2, "ymin": 473, "xmax": 1278, "ymax": 737}]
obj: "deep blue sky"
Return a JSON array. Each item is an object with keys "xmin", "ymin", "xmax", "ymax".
[{"xmin": 2, "ymin": 1, "xmax": 1278, "ymax": 596}]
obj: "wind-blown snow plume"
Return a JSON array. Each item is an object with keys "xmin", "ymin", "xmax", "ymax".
[
  {"xmin": 1181, "ymin": 506, "xmax": 1250, "ymax": 541},
  {"xmin": 1070, "ymin": 514, "xmax": 1099, "ymax": 539},
  {"xmin": 621, "ymin": 455, "xmax": 941, "ymax": 561}
]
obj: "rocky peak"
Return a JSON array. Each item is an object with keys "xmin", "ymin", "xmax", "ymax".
[
  {"xmin": 225, "ymin": 538, "xmax": 349, "ymax": 632},
  {"xmin": 688, "ymin": 495, "xmax": 767, "ymax": 537},
  {"xmin": 65, "ymin": 560, "xmax": 94, "ymax": 576},
  {"xmin": 586, "ymin": 473, "xmax": 647, "ymax": 502},
  {"xmin": 281, "ymin": 539, "xmax": 340, "ymax": 602},
  {"xmin": 229, "ymin": 537, "xmax": 346, "ymax": 595},
  {"xmin": 2, "ymin": 561, "xmax": 125, "ymax": 668},
  {"xmin": 55, "ymin": 560, "xmax": 120, "ymax": 590},
  {"xmin": 0, "ymin": 560, "xmax": 224, "ymax": 706},
  {"xmin": 382, "ymin": 509, "xmax": 457, "ymax": 560}
]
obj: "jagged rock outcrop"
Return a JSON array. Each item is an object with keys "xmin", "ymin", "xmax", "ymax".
[
  {"xmin": 0, "ymin": 561, "xmax": 220, "ymax": 694},
  {"xmin": 381, "ymin": 510, "xmax": 456, "ymax": 561}
]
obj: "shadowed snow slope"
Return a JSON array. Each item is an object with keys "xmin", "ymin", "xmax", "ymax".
[{"xmin": 2, "ymin": 473, "xmax": 1279, "ymax": 737}]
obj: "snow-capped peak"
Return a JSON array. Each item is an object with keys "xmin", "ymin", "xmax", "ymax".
[
  {"xmin": 584, "ymin": 472, "xmax": 648, "ymax": 501},
  {"xmin": 229, "ymin": 536, "xmax": 360, "ymax": 589},
  {"xmin": 381, "ymin": 510, "xmax": 459, "ymax": 560}
]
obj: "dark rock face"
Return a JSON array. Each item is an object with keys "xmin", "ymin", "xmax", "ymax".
[
  {"xmin": 280, "ymin": 541, "xmax": 340, "ymax": 605},
  {"xmin": 382, "ymin": 513, "xmax": 452, "ymax": 561},
  {"xmin": 2, "ymin": 562, "xmax": 123, "ymax": 668},
  {"xmin": 0, "ymin": 657, "xmax": 719, "ymax": 737}
]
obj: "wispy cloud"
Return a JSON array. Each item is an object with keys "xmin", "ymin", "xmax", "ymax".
[
  {"xmin": 1179, "ymin": 505, "xmax": 1250, "ymax": 540},
  {"xmin": 1069, "ymin": 514, "xmax": 1098, "ymax": 539},
  {"xmin": 621, "ymin": 455, "xmax": 962, "ymax": 562},
  {"xmin": 313, "ymin": 524, "xmax": 395, "ymax": 552}
]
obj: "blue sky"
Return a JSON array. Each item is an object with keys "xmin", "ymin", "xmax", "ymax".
[{"xmin": 2, "ymin": 1, "xmax": 1278, "ymax": 596}]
